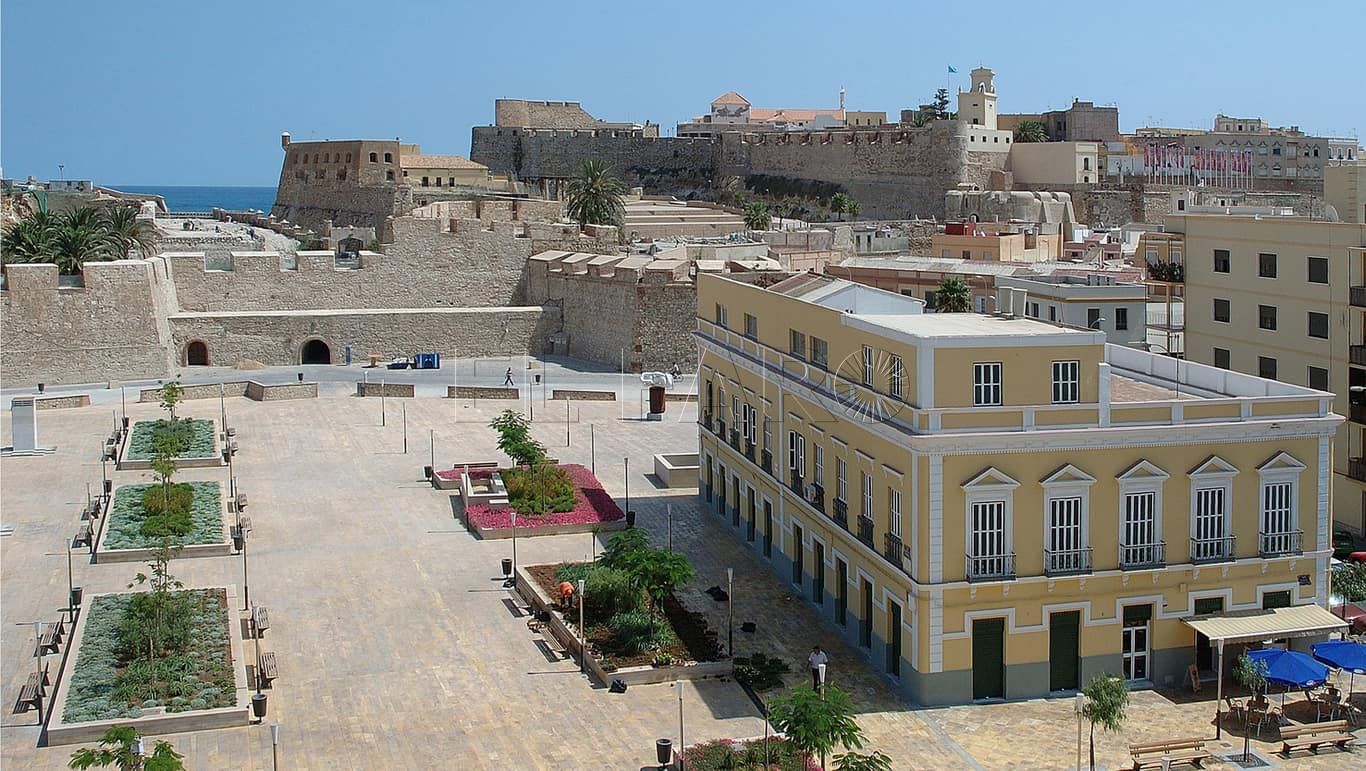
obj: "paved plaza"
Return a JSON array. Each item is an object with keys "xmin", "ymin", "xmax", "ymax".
[{"xmin": 2, "ymin": 388, "xmax": 1363, "ymax": 769}]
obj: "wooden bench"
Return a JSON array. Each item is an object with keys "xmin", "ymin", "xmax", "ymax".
[
  {"xmin": 38, "ymin": 622, "xmax": 62, "ymax": 654},
  {"xmin": 256, "ymin": 652, "xmax": 278, "ymax": 688},
  {"xmin": 73, "ymin": 521, "xmax": 94, "ymax": 549},
  {"xmin": 252, "ymin": 606, "xmax": 270, "ymax": 638},
  {"xmin": 1129, "ymin": 737, "xmax": 1211, "ymax": 770},
  {"xmin": 14, "ymin": 672, "xmax": 43, "ymax": 714},
  {"xmin": 1281, "ymin": 719, "xmax": 1356, "ymax": 756}
]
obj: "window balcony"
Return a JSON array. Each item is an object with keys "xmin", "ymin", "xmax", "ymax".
[
  {"xmin": 1044, "ymin": 547, "xmax": 1092, "ymax": 576},
  {"xmin": 1352, "ymin": 285, "xmax": 1366, "ymax": 308},
  {"xmin": 789, "ymin": 471, "xmax": 804, "ymax": 497},
  {"xmin": 1189, "ymin": 535, "xmax": 1236, "ymax": 564},
  {"xmin": 857, "ymin": 515, "xmax": 875, "ymax": 547},
  {"xmin": 760, "ymin": 449, "xmax": 773, "ymax": 476},
  {"xmin": 717, "ymin": 418, "xmax": 728, "ymax": 438},
  {"xmin": 728, "ymin": 428, "xmax": 741, "ymax": 451},
  {"xmin": 1259, "ymin": 529, "xmax": 1302, "ymax": 557},
  {"xmin": 811, "ymin": 483, "xmax": 825, "ymax": 512},
  {"xmin": 1351, "ymin": 458, "xmax": 1366, "ymax": 483},
  {"xmin": 832, "ymin": 499, "xmax": 849, "ymax": 530},
  {"xmin": 744, "ymin": 439, "xmax": 756, "ymax": 463},
  {"xmin": 883, "ymin": 532, "xmax": 905, "ymax": 569},
  {"xmin": 1119, "ymin": 542, "xmax": 1166, "ymax": 570},
  {"xmin": 966, "ymin": 552, "xmax": 1016, "ymax": 582},
  {"xmin": 1352, "ymin": 346, "xmax": 1366, "ymax": 367}
]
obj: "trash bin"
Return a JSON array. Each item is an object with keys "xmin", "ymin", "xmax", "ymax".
[
  {"xmin": 70, "ymin": 586, "xmax": 83, "ymax": 609},
  {"xmin": 251, "ymin": 693, "xmax": 268, "ymax": 719},
  {"xmin": 655, "ymin": 738, "xmax": 673, "ymax": 766},
  {"xmin": 501, "ymin": 558, "xmax": 513, "ymax": 578},
  {"xmin": 626, "ymin": 510, "xmax": 637, "ymax": 528}
]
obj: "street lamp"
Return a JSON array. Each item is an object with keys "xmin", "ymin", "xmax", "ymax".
[
  {"xmin": 675, "ymin": 680, "xmax": 685, "ymax": 770},
  {"xmin": 271, "ymin": 723, "xmax": 281, "ymax": 771},
  {"xmin": 509, "ymin": 511, "xmax": 518, "ymax": 589},
  {"xmin": 1074, "ymin": 692, "xmax": 1085, "ymax": 771},
  {"xmin": 233, "ymin": 516, "xmax": 252, "ymax": 611},
  {"xmin": 726, "ymin": 568, "xmax": 734, "ymax": 657},
  {"xmin": 578, "ymin": 578, "xmax": 586, "ymax": 673}
]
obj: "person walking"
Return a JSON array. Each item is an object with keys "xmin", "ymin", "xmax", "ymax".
[
  {"xmin": 670, "ymin": 362, "xmax": 681, "ymax": 379},
  {"xmin": 807, "ymin": 645, "xmax": 828, "ymax": 690},
  {"xmin": 503, "ymin": 367, "xmax": 515, "ymax": 387}
]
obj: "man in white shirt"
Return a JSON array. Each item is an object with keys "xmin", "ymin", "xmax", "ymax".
[{"xmin": 807, "ymin": 645, "xmax": 828, "ymax": 689}]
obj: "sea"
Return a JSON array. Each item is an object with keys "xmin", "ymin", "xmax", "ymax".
[{"xmin": 107, "ymin": 185, "xmax": 276, "ymax": 214}]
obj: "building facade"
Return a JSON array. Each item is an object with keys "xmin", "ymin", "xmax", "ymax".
[
  {"xmin": 997, "ymin": 274, "xmax": 1148, "ymax": 346},
  {"xmin": 696, "ymin": 273, "xmax": 1338, "ymax": 705},
  {"xmin": 1170, "ymin": 213, "xmax": 1366, "ymax": 534}
]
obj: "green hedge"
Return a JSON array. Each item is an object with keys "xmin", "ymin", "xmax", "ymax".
[
  {"xmin": 62, "ymin": 591, "xmax": 235, "ymax": 723},
  {"xmin": 126, "ymin": 419, "xmax": 216, "ymax": 460},
  {"xmin": 106, "ymin": 482, "xmax": 224, "ymax": 550}
]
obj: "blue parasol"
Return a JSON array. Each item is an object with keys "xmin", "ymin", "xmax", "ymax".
[
  {"xmin": 1312, "ymin": 639, "xmax": 1366, "ymax": 696},
  {"xmin": 1247, "ymin": 648, "xmax": 1329, "ymax": 688}
]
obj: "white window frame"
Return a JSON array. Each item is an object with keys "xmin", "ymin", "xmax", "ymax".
[
  {"xmin": 1188, "ymin": 456, "xmax": 1236, "ymax": 556},
  {"xmin": 787, "ymin": 430, "xmax": 805, "ymax": 473},
  {"xmin": 1040, "ymin": 464, "xmax": 1095, "ymax": 566},
  {"xmin": 861, "ymin": 471, "xmax": 873, "ymax": 518},
  {"xmin": 1116, "ymin": 460, "xmax": 1168, "ymax": 555},
  {"xmin": 973, "ymin": 362, "xmax": 1002, "ymax": 406},
  {"xmin": 1257, "ymin": 452, "xmax": 1305, "ymax": 546},
  {"xmin": 740, "ymin": 402, "xmax": 752, "ymax": 442},
  {"xmin": 889, "ymin": 355, "xmax": 904, "ymax": 399},
  {"xmin": 836, "ymin": 457, "xmax": 848, "ymax": 503},
  {"xmin": 889, "ymin": 487, "xmax": 903, "ymax": 537},
  {"xmin": 961, "ymin": 468, "xmax": 1020, "ymax": 564},
  {"xmin": 813, "ymin": 444, "xmax": 824, "ymax": 488},
  {"xmin": 763, "ymin": 415, "xmax": 772, "ymax": 451},
  {"xmin": 862, "ymin": 346, "xmax": 874, "ymax": 385},
  {"xmin": 1051, "ymin": 360, "xmax": 1079, "ymax": 404}
]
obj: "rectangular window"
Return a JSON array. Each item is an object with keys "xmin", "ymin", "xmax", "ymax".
[
  {"xmin": 787, "ymin": 431, "xmax": 805, "ymax": 473},
  {"xmin": 1213, "ymin": 299, "xmax": 1230, "ymax": 323},
  {"xmin": 836, "ymin": 457, "xmax": 847, "ymax": 503},
  {"xmin": 1115, "ymin": 307, "xmax": 1129, "ymax": 331},
  {"xmin": 1308, "ymin": 311, "xmax": 1329, "ymax": 339},
  {"xmin": 813, "ymin": 445, "xmax": 824, "ymax": 488},
  {"xmin": 1048, "ymin": 305, "xmax": 1057, "ymax": 322},
  {"xmin": 810, "ymin": 337, "xmax": 828, "ymax": 369},
  {"xmin": 1258, "ymin": 356, "xmax": 1277, "ymax": 380},
  {"xmin": 715, "ymin": 303, "xmax": 728, "ymax": 327},
  {"xmin": 1213, "ymin": 348, "xmax": 1230, "ymax": 369},
  {"xmin": 1048, "ymin": 497, "xmax": 1083, "ymax": 571},
  {"xmin": 1308, "ymin": 256, "xmax": 1329, "ymax": 284},
  {"xmin": 973, "ymin": 362, "xmax": 1002, "ymax": 406},
  {"xmin": 1261, "ymin": 482, "xmax": 1293, "ymax": 536},
  {"xmin": 924, "ymin": 290, "xmax": 937, "ymax": 310},
  {"xmin": 862, "ymin": 346, "xmax": 874, "ymax": 385},
  {"xmin": 1192, "ymin": 487, "xmax": 1226, "ymax": 561},
  {"xmin": 790, "ymin": 329, "xmax": 806, "ymax": 358},
  {"xmin": 1027, "ymin": 302, "xmax": 1039, "ymax": 318},
  {"xmin": 1213, "ymin": 250, "xmax": 1230, "ymax": 273},
  {"xmin": 1308, "ymin": 366, "xmax": 1329, "ymax": 391},
  {"xmin": 1258, "ymin": 252, "xmax": 1277, "ymax": 278},
  {"xmin": 889, "ymin": 488, "xmax": 902, "ymax": 537},
  {"xmin": 1087, "ymin": 308, "xmax": 1101, "ymax": 328},
  {"xmin": 740, "ymin": 402, "xmax": 752, "ymax": 442},
  {"xmin": 1051, "ymin": 360, "xmax": 1080, "ymax": 404},
  {"xmin": 861, "ymin": 471, "xmax": 873, "ymax": 518},
  {"xmin": 744, "ymin": 313, "xmax": 758, "ymax": 338},
  {"xmin": 889, "ymin": 355, "xmax": 904, "ymax": 399},
  {"xmin": 1122, "ymin": 492, "xmax": 1156, "ymax": 549},
  {"xmin": 971, "ymin": 501, "xmax": 1006, "ymax": 559},
  {"xmin": 1258, "ymin": 305, "xmax": 1277, "ymax": 330},
  {"xmin": 763, "ymin": 416, "xmax": 772, "ymax": 452}
]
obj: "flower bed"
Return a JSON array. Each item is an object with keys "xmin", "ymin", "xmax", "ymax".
[
  {"xmin": 106, "ymin": 482, "xmax": 224, "ymax": 550},
  {"xmin": 681, "ymin": 738, "xmax": 819, "ymax": 771},
  {"xmin": 448, "ymin": 463, "xmax": 625, "ymax": 531},
  {"xmin": 126, "ymin": 418, "xmax": 216, "ymax": 460},
  {"xmin": 62, "ymin": 590, "xmax": 235, "ymax": 723}
]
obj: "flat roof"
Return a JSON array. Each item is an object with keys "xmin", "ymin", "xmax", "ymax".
[{"xmin": 847, "ymin": 312, "xmax": 1100, "ymax": 344}]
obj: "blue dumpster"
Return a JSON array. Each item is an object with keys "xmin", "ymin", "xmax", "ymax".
[{"xmin": 413, "ymin": 353, "xmax": 441, "ymax": 369}]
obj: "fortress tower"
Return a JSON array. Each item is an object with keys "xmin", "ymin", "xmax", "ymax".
[{"xmin": 957, "ymin": 67, "xmax": 998, "ymax": 130}]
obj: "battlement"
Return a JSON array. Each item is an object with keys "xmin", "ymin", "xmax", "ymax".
[
  {"xmin": 0, "ymin": 259, "xmax": 164, "ymax": 293},
  {"xmin": 473, "ymin": 125, "xmax": 697, "ymax": 142}
]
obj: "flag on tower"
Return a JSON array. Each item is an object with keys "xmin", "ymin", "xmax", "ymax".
[{"xmin": 947, "ymin": 65, "xmax": 958, "ymax": 73}]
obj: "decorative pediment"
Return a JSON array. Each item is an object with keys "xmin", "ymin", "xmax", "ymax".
[
  {"xmin": 1116, "ymin": 459, "xmax": 1169, "ymax": 482},
  {"xmin": 1040, "ymin": 464, "xmax": 1096, "ymax": 487},
  {"xmin": 1188, "ymin": 455, "xmax": 1239, "ymax": 478},
  {"xmin": 962, "ymin": 466, "xmax": 1020, "ymax": 491},
  {"xmin": 1257, "ymin": 452, "xmax": 1306, "ymax": 475}
]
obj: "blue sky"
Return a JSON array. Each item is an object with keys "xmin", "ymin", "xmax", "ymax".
[{"xmin": 3, "ymin": 0, "xmax": 1361, "ymax": 186}]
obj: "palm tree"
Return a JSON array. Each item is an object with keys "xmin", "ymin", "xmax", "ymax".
[
  {"xmin": 846, "ymin": 199, "xmax": 861, "ymax": 220},
  {"xmin": 907, "ymin": 113, "xmax": 932, "ymax": 128},
  {"xmin": 69, "ymin": 726, "xmax": 185, "ymax": 771},
  {"xmin": 102, "ymin": 206, "xmax": 160, "ymax": 258},
  {"xmin": 829, "ymin": 193, "xmax": 851, "ymax": 221},
  {"xmin": 935, "ymin": 277, "xmax": 972, "ymax": 313},
  {"xmin": 743, "ymin": 201, "xmax": 772, "ymax": 231},
  {"xmin": 564, "ymin": 159, "xmax": 626, "ymax": 228},
  {"xmin": 1014, "ymin": 119, "xmax": 1049, "ymax": 143},
  {"xmin": 49, "ymin": 208, "xmax": 117, "ymax": 275},
  {"xmin": 1, "ymin": 214, "xmax": 55, "ymax": 264}
]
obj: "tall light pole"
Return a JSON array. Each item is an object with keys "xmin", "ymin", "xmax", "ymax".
[
  {"xmin": 510, "ymin": 511, "xmax": 518, "ymax": 589},
  {"xmin": 675, "ymin": 680, "xmax": 685, "ymax": 770},
  {"xmin": 233, "ymin": 516, "xmax": 252, "ymax": 611},
  {"xmin": 624, "ymin": 457, "xmax": 630, "ymax": 516},
  {"xmin": 726, "ymin": 567, "xmax": 734, "ymax": 657},
  {"xmin": 1074, "ymin": 692, "xmax": 1084, "ymax": 771},
  {"xmin": 271, "ymin": 723, "xmax": 281, "ymax": 771},
  {"xmin": 578, "ymin": 578, "xmax": 586, "ymax": 673}
]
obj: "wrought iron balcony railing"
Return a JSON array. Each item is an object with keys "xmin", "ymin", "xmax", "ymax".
[
  {"xmin": 966, "ymin": 552, "xmax": 1016, "ymax": 581},
  {"xmin": 832, "ymin": 499, "xmax": 848, "ymax": 530},
  {"xmin": 856, "ymin": 515, "xmax": 875, "ymax": 547},
  {"xmin": 1119, "ymin": 541, "xmax": 1166, "ymax": 570},
  {"xmin": 1258, "ymin": 529, "xmax": 1302, "ymax": 557},
  {"xmin": 1044, "ymin": 547, "xmax": 1092, "ymax": 576},
  {"xmin": 1189, "ymin": 535, "xmax": 1236, "ymax": 564}
]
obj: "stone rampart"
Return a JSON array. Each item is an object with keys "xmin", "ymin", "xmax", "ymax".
[
  {"xmin": 1, "ymin": 260, "xmax": 176, "ymax": 386},
  {"xmin": 470, "ymin": 127, "xmax": 717, "ymax": 192}
]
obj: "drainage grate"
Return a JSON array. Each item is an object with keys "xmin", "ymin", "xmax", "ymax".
[{"xmin": 1218, "ymin": 751, "xmax": 1272, "ymax": 768}]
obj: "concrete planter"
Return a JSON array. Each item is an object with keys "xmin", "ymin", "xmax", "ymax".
[
  {"xmin": 515, "ymin": 565, "xmax": 732, "ymax": 687},
  {"xmin": 356, "ymin": 382, "xmax": 414, "ymax": 397},
  {"xmin": 653, "ymin": 453, "xmax": 700, "ymax": 488},
  {"xmin": 95, "ymin": 482, "xmax": 231, "ymax": 563},
  {"xmin": 44, "ymin": 585, "xmax": 251, "ymax": 746},
  {"xmin": 447, "ymin": 385, "xmax": 519, "ymax": 399},
  {"xmin": 116, "ymin": 418, "xmax": 222, "ymax": 471},
  {"xmin": 550, "ymin": 389, "xmax": 615, "ymax": 401},
  {"xmin": 469, "ymin": 517, "xmax": 627, "ymax": 540}
]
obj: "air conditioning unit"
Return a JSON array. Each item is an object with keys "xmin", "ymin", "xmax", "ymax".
[{"xmin": 805, "ymin": 485, "xmax": 818, "ymax": 502}]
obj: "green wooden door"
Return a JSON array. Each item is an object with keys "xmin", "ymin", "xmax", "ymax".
[
  {"xmin": 1049, "ymin": 611, "xmax": 1080, "ymax": 691},
  {"xmin": 973, "ymin": 618, "xmax": 1005, "ymax": 699}
]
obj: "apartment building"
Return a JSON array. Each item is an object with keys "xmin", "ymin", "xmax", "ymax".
[
  {"xmin": 696, "ymin": 272, "xmax": 1340, "ymax": 705},
  {"xmin": 1171, "ymin": 212, "xmax": 1366, "ymax": 534}
]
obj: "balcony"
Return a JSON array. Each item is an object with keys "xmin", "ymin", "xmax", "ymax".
[
  {"xmin": 789, "ymin": 471, "xmax": 804, "ymax": 497},
  {"xmin": 1352, "ymin": 346, "xmax": 1366, "ymax": 367},
  {"xmin": 1044, "ymin": 547, "xmax": 1092, "ymax": 576},
  {"xmin": 883, "ymin": 532, "xmax": 905, "ymax": 568},
  {"xmin": 857, "ymin": 515, "xmax": 875, "ymax": 547},
  {"xmin": 760, "ymin": 449, "xmax": 773, "ymax": 476},
  {"xmin": 1189, "ymin": 535, "xmax": 1236, "ymax": 564},
  {"xmin": 1259, "ymin": 529, "xmax": 1303, "ymax": 557},
  {"xmin": 966, "ymin": 553, "xmax": 1016, "ymax": 582},
  {"xmin": 701, "ymin": 409, "xmax": 713, "ymax": 430},
  {"xmin": 1351, "ymin": 458, "xmax": 1366, "ymax": 483},
  {"xmin": 728, "ymin": 428, "xmax": 741, "ymax": 451},
  {"xmin": 832, "ymin": 499, "xmax": 849, "ymax": 530},
  {"xmin": 1120, "ymin": 542, "xmax": 1166, "ymax": 570},
  {"xmin": 1352, "ymin": 285, "xmax": 1366, "ymax": 308},
  {"xmin": 811, "ymin": 483, "xmax": 825, "ymax": 512},
  {"xmin": 744, "ymin": 440, "xmax": 756, "ymax": 463},
  {"xmin": 717, "ymin": 418, "xmax": 728, "ymax": 438},
  {"xmin": 1147, "ymin": 259, "xmax": 1185, "ymax": 283}
]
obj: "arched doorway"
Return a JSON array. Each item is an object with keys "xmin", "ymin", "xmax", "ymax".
[
  {"xmin": 186, "ymin": 341, "xmax": 209, "ymax": 366},
  {"xmin": 301, "ymin": 339, "xmax": 331, "ymax": 365}
]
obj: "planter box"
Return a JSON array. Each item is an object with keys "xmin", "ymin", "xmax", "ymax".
[
  {"xmin": 462, "ymin": 470, "xmax": 509, "ymax": 510},
  {"xmin": 515, "ymin": 565, "xmax": 731, "ymax": 687},
  {"xmin": 36, "ymin": 394, "xmax": 92, "ymax": 410},
  {"xmin": 653, "ymin": 453, "xmax": 700, "ymax": 488},
  {"xmin": 246, "ymin": 381, "xmax": 317, "ymax": 401},
  {"xmin": 447, "ymin": 386, "xmax": 519, "ymax": 399},
  {"xmin": 45, "ymin": 585, "xmax": 251, "ymax": 746},
  {"xmin": 356, "ymin": 382, "xmax": 414, "ymax": 397},
  {"xmin": 433, "ymin": 461, "xmax": 499, "ymax": 490},
  {"xmin": 469, "ymin": 516, "xmax": 626, "ymax": 540},
  {"xmin": 95, "ymin": 482, "xmax": 231, "ymax": 563},
  {"xmin": 117, "ymin": 419, "xmax": 222, "ymax": 471},
  {"xmin": 551, "ymin": 389, "xmax": 615, "ymax": 401}
]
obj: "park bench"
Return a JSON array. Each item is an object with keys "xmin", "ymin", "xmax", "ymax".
[
  {"xmin": 73, "ymin": 521, "xmax": 94, "ymax": 549},
  {"xmin": 102, "ymin": 438, "xmax": 118, "ymax": 461},
  {"xmin": 252, "ymin": 606, "xmax": 270, "ymax": 638},
  {"xmin": 1128, "ymin": 737, "xmax": 1211, "ymax": 770},
  {"xmin": 1280, "ymin": 720, "xmax": 1356, "ymax": 756},
  {"xmin": 256, "ymin": 652, "xmax": 278, "ymax": 688},
  {"xmin": 38, "ymin": 622, "xmax": 63, "ymax": 654},
  {"xmin": 236, "ymin": 493, "xmax": 248, "ymax": 511},
  {"xmin": 14, "ymin": 671, "xmax": 44, "ymax": 714}
]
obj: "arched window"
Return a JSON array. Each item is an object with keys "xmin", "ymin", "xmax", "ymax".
[
  {"xmin": 324, "ymin": 153, "xmax": 330, "ymax": 163},
  {"xmin": 383, "ymin": 152, "xmax": 393, "ymax": 163},
  {"xmin": 369, "ymin": 152, "xmax": 378, "ymax": 162}
]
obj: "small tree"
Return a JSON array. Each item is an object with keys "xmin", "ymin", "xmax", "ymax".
[
  {"xmin": 743, "ymin": 201, "xmax": 772, "ymax": 231},
  {"xmin": 829, "ymin": 193, "xmax": 851, "ymax": 221},
  {"xmin": 158, "ymin": 380, "xmax": 183, "ymax": 422},
  {"xmin": 834, "ymin": 750, "xmax": 894, "ymax": 771},
  {"xmin": 1233, "ymin": 654, "xmax": 1268, "ymax": 762},
  {"xmin": 935, "ymin": 277, "xmax": 972, "ymax": 313},
  {"xmin": 1334, "ymin": 562, "xmax": 1366, "ymax": 602},
  {"xmin": 1081, "ymin": 674, "xmax": 1129, "ymax": 770},
  {"xmin": 768, "ymin": 684, "xmax": 865, "ymax": 769},
  {"xmin": 69, "ymin": 726, "xmax": 184, "ymax": 771},
  {"xmin": 597, "ymin": 527, "xmax": 650, "ymax": 570},
  {"xmin": 621, "ymin": 547, "xmax": 695, "ymax": 623},
  {"xmin": 489, "ymin": 410, "xmax": 546, "ymax": 466}
]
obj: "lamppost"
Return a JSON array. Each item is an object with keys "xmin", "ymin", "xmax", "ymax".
[
  {"xmin": 1074, "ymin": 692, "xmax": 1084, "ymax": 771},
  {"xmin": 675, "ymin": 680, "xmax": 685, "ymax": 770},
  {"xmin": 726, "ymin": 567, "xmax": 734, "ymax": 657},
  {"xmin": 271, "ymin": 723, "xmax": 281, "ymax": 771},
  {"xmin": 509, "ymin": 511, "xmax": 518, "ymax": 589},
  {"xmin": 578, "ymin": 578, "xmax": 586, "ymax": 673},
  {"xmin": 233, "ymin": 516, "xmax": 252, "ymax": 611}
]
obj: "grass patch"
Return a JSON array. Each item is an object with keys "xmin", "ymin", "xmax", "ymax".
[
  {"xmin": 106, "ymin": 482, "xmax": 223, "ymax": 550},
  {"xmin": 126, "ymin": 419, "xmax": 215, "ymax": 460},
  {"xmin": 502, "ymin": 465, "xmax": 577, "ymax": 514},
  {"xmin": 62, "ymin": 590, "xmax": 235, "ymax": 723}
]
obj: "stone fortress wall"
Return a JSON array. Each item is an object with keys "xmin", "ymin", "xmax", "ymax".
[
  {"xmin": 470, "ymin": 127, "xmax": 716, "ymax": 194},
  {"xmin": 270, "ymin": 138, "xmax": 411, "ymax": 231}
]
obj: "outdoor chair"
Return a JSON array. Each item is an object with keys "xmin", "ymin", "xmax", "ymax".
[{"xmin": 1224, "ymin": 696, "xmax": 1246, "ymax": 725}]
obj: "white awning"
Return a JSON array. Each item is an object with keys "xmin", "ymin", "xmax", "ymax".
[{"xmin": 1183, "ymin": 604, "xmax": 1348, "ymax": 644}]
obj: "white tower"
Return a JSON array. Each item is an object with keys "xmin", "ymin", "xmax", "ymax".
[{"xmin": 957, "ymin": 67, "xmax": 998, "ymax": 130}]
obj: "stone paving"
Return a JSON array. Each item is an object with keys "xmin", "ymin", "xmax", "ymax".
[{"xmin": 1, "ymin": 393, "xmax": 1362, "ymax": 770}]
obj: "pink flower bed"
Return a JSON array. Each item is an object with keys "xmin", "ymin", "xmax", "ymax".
[{"xmin": 451, "ymin": 463, "xmax": 625, "ymax": 530}]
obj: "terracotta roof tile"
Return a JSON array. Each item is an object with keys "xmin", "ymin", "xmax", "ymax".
[{"xmin": 711, "ymin": 91, "xmax": 750, "ymax": 106}]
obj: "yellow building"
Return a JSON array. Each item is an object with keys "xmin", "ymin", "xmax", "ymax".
[
  {"xmin": 1170, "ymin": 212, "xmax": 1366, "ymax": 536},
  {"xmin": 696, "ymin": 272, "xmax": 1340, "ymax": 705},
  {"xmin": 932, "ymin": 225, "xmax": 1061, "ymax": 263}
]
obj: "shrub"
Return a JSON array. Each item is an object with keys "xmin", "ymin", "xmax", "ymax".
[
  {"xmin": 502, "ymin": 464, "xmax": 577, "ymax": 514},
  {"xmin": 583, "ymin": 567, "xmax": 643, "ymax": 624},
  {"xmin": 106, "ymin": 482, "xmax": 223, "ymax": 550},
  {"xmin": 140, "ymin": 482, "xmax": 195, "ymax": 537},
  {"xmin": 125, "ymin": 419, "xmax": 215, "ymax": 460},
  {"xmin": 553, "ymin": 562, "xmax": 593, "ymax": 585},
  {"xmin": 597, "ymin": 528, "xmax": 650, "ymax": 570},
  {"xmin": 607, "ymin": 610, "xmax": 677, "ymax": 655},
  {"xmin": 734, "ymin": 652, "xmax": 792, "ymax": 691},
  {"xmin": 652, "ymin": 651, "xmax": 675, "ymax": 667}
]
